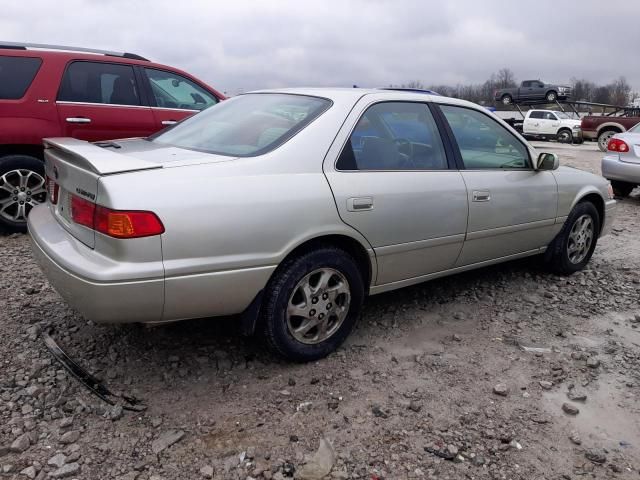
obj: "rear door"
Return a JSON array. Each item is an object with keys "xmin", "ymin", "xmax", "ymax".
[
  {"xmin": 56, "ymin": 61, "xmax": 156, "ymax": 141},
  {"xmin": 141, "ymin": 67, "xmax": 219, "ymax": 130},
  {"xmin": 324, "ymin": 97, "xmax": 468, "ymax": 286},
  {"xmin": 524, "ymin": 110, "xmax": 544, "ymax": 135},
  {"xmin": 538, "ymin": 111, "xmax": 560, "ymax": 135},
  {"xmin": 437, "ymin": 104, "xmax": 558, "ymax": 266}
]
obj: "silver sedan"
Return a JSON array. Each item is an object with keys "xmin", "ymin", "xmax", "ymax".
[
  {"xmin": 601, "ymin": 122, "xmax": 640, "ymax": 197},
  {"xmin": 28, "ymin": 88, "xmax": 616, "ymax": 361}
]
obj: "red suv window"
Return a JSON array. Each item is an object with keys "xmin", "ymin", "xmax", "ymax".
[
  {"xmin": 0, "ymin": 55, "xmax": 42, "ymax": 99},
  {"xmin": 58, "ymin": 61, "xmax": 141, "ymax": 106}
]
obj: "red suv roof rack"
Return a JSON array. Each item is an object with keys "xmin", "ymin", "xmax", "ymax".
[{"xmin": 0, "ymin": 41, "xmax": 149, "ymax": 61}]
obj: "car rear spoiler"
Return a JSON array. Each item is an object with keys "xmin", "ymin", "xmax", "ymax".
[{"xmin": 43, "ymin": 138, "xmax": 162, "ymax": 175}]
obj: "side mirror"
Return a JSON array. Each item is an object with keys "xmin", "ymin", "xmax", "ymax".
[{"xmin": 537, "ymin": 152, "xmax": 559, "ymax": 170}]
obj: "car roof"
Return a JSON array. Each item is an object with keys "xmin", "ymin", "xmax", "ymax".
[{"xmin": 247, "ymin": 87, "xmax": 478, "ymax": 109}]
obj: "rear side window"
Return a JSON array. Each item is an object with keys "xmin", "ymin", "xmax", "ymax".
[
  {"xmin": 529, "ymin": 111, "xmax": 544, "ymax": 119},
  {"xmin": 58, "ymin": 61, "xmax": 140, "ymax": 106},
  {"xmin": 0, "ymin": 56, "xmax": 42, "ymax": 99},
  {"xmin": 150, "ymin": 93, "xmax": 331, "ymax": 157},
  {"xmin": 144, "ymin": 68, "xmax": 218, "ymax": 111},
  {"xmin": 440, "ymin": 105, "xmax": 530, "ymax": 169},
  {"xmin": 337, "ymin": 102, "xmax": 448, "ymax": 171}
]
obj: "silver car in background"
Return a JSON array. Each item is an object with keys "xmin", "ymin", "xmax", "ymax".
[
  {"xmin": 28, "ymin": 88, "xmax": 616, "ymax": 361},
  {"xmin": 601, "ymin": 122, "xmax": 640, "ymax": 197}
]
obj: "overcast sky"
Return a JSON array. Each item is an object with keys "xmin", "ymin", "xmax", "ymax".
[{"xmin": 2, "ymin": 0, "xmax": 639, "ymax": 95}]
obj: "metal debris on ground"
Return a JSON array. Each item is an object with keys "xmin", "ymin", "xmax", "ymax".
[{"xmin": 43, "ymin": 329, "xmax": 146, "ymax": 411}]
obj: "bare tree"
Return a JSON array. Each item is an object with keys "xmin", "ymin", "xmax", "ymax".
[
  {"xmin": 609, "ymin": 76, "xmax": 631, "ymax": 106},
  {"xmin": 495, "ymin": 68, "xmax": 517, "ymax": 89}
]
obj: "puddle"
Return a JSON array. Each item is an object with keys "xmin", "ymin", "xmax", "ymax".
[{"xmin": 543, "ymin": 382, "xmax": 640, "ymax": 460}]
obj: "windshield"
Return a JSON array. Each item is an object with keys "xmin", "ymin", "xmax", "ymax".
[
  {"xmin": 150, "ymin": 93, "xmax": 331, "ymax": 156},
  {"xmin": 554, "ymin": 111, "xmax": 570, "ymax": 119}
]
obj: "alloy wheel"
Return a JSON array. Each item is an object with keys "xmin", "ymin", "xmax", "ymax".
[
  {"xmin": 286, "ymin": 268, "xmax": 351, "ymax": 345},
  {"xmin": 0, "ymin": 169, "xmax": 47, "ymax": 223},
  {"xmin": 567, "ymin": 214, "xmax": 594, "ymax": 264}
]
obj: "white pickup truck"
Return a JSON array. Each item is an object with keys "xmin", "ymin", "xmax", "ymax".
[{"xmin": 521, "ymin": 109, "xmax": 582, "ymax": 143}]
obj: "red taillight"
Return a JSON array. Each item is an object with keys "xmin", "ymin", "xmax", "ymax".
[
  {"xmin": 70, "ymin": 195, "xmax": 95, "ymax": 228},
  {"xmin": 45, "ymin": 176, "xmax": 59, "ymax": 204},
  {"xmin": 94, "ymin": 207, "xmax": 164, "ymax": 238},
  {"xmin": 608, "ymin": 138, "xmax": 629, "ymax": 152},
  {"xmin": 70, "ymin": 194, "xmax": 164, "ymax": 238}
]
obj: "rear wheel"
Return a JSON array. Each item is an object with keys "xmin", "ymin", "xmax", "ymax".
[
  {"xmin": 501, "ymin": 94, "xmax": 513, "ymax": 105},
  {"xmin": 546, "ymin": 202, "xmax": 600, "ymax": 275},
  {"xmin": 261, "ymin": 247, "xmax": 364, "ymax": 362},
  {"xmin": 610, "ymin": 180, "xmax": 635, "ymax": 197},
  {"xmin": 597, "ymin": 130, "xmax": 618, "ymax": 152},
  {"xmin": 0, "ymin": 155, "xmax": 46, "ymax": 233},
  {"xmin": 557, "ymin": 129, "xmax": 573, "ymax": 144}
]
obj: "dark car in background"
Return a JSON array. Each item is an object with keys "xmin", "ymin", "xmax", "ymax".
[
  {"xmin": 0, "ymin": 42, "xmax": 225, "ymax": 231},
  {"xmin": 495, "ymin": 80, "xmax": 571, "ymax": 105}
]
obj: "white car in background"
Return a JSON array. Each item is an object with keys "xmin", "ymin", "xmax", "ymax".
[
  {"xmin": 601, "ymin": 122, "xmax": 640, "ymax": 197},
  {"xmin": 522, "ymin": 109, "xmax": 582, "ymax": 144}
]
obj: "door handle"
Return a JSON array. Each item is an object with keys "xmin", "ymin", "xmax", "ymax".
[
  {"xmin": 347, "ymin": 197, "xmax": 373, "ymax": 211},
  {"xmin": 66, "ymin": 117, "xmax": 91, "ymax": 124},
  {"xmin": 472, "ymin": 190, "xmax": 491, "ymax": 202},
  {"xmin": 161, "ymin": 120, "xmax": 177, "ymax": 126}
]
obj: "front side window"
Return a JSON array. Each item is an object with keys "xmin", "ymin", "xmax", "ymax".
[
  {"xmin": 144, "ymin": 68, "xmax": 218, "ymax": 111},
  {"xmin": 440, "ymin": 105, "xmax": 530, "ymax": 169},
  {"xmin": 543, "ymin": 112, "xmax": 557, "ymax": 120},
  {"xmin": 337, "ymin": 102, "xmax": 447, "ymax": 171},
  {"xmin": 0, "ymin": 56, "xmax": 42, "ymax": 99},
  {"xmin": 150, "ymin": 93, "xmax": 330, "ymax": 157},
  {"xmin": 58, "ymin": 61, "xmax": 140, "ymax": 106}
]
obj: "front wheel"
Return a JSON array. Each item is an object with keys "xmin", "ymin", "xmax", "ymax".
[
  {"xmin": 557, "ymin": 129, "xmax": 573, "ymax": 144},
  {"xmin": 0, "ymin": 155, "xmax": 47, "ymax": 233},
  {"xmin": 546, "ymin": 202, "xmax": 600, "ymax": 275},
  {"xmin": 546, "ymin": 91, "xmax": 557, "ymax": 102},
  {"xmin": 261, "ymin": 247, "xmax": 365, "ymax": 362}
]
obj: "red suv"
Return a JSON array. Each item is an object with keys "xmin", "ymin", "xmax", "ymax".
[{"xmin": 0, "ymin": 42, "xmax": 225, "ymax": 231}]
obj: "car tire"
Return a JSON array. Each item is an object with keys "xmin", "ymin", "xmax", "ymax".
[
  {"xmin": 0, "ymin": 155, "xmax": 46, "ymax": 233},
  {"xmin": 546, "ymin": 91, "xmax": 557, "ymax": 102},
  {"xmin": 597, "ymin": 130, "xmax": 618, "ymax": 152},
  {"xmin": 546, "ymin": 201, "xmax": 600, "ymax": 275},
  {"xmin": 261, "ymin": 246, "xmax": 365, "ymax": 362},
  {"xmin": 501, "ymin": 95, "xmax": 513, "ymax": 105},
  {"xmin": 557, "ymin": 129, "xmax": 573, "ymax": 144},
  {"xmin": 610, "ymin": 180, "xmax": 635, "ymax": 198}
]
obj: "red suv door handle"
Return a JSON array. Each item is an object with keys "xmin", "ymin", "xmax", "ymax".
[{"xmin": 66, "ymin": 117, "xmax": 91, "ymax": 124}]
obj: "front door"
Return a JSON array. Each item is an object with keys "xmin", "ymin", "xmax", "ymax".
[
  {"xmin": 538, "ymin": 111, "xmax": 560, "ymax": 135},
  {"xmin": 142, "ymin": 67, "xmax": 220, "ymax": 131},
  {"xmin": 56, "ymin": 60, "xmax": 156, "ymax": 141},
  {"xmin": 437, "ymin": 104, "xmax": 558, "ymax": 266},
  {"xmin": 324, "ymin": 98, "xmax": 468, "ymax": 286}
]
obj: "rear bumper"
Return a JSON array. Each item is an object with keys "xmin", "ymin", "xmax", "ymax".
[
  {"xmin": 28, "ymin": 205, "xmax": 164, "ymax": 323},
  {"xmin": 602, "ymin": 155, "xmax": 640, "ymax": 184},
  {"xmin": 582, "ymin": 130, "xmax": 597, "ymax": 140}
]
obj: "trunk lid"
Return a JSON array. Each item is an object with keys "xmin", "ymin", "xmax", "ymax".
[
  {"xmin": 619, "ymin": 133, "xmax": 640, "ymax": 163},
  {"xmin": 43, "ymin": 138, "xmax": 162, "ymax": 248}
]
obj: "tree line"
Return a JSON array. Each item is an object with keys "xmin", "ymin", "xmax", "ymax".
[{"xmin": 392, "ymin": 68, "xmax": 637, "ymax": 108}]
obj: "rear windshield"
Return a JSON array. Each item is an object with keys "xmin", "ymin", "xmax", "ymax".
[
  {"xmin": 0, "ymin": 56, "xmax": 42, "ymax": 99},
  {"xmin": 150, "ymin": 93, "xmax": 332, "ymax": 157}
]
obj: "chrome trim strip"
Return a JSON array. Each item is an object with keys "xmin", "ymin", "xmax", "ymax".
[
  {"xmin": 56, "ymin": 101, "xmax": 150, "ymax": 110},
  {"xmin": 375, "ymin": 233, "xmax": 465, "ymax": 256},
  {"xmin": 466, "ymin": 218, "xmax": 555, "ymax": 241}
]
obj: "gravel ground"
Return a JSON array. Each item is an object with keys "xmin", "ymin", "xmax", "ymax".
[{"xmin": 1, "ymin": 140, "xmax": 639, "ymax": 480}]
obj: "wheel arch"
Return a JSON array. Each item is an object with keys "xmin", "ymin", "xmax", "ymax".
[
  {"xmin": 574, "ymin": 191, "xmax": 605, "ymax": 234},
  {"xmin": 239, "ymin": 232, "xmax": 375, "ymax": 336},
  {"xmin": 0, "ymin": 145, "xmax": 45, "ymax": 161},
  {"xmin": 596, "ymin": 123, "xmax": 624, "ymax": 136}
]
